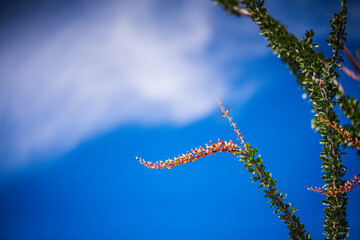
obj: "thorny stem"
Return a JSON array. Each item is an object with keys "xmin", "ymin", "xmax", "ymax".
[
  {"xmin": 322, "ymin": 8, "xmax": 348, "ymax": 236},
  {"xmin": 246, "ymin": 154, "xmax": 304, "ymax": 238},
  {"xmin": 230, "ymin": 3, "xmax": 348, "ymax": 97},
  {"xmin": 217, "ymin": 97, "xmax": 246, "ymax": 148},
  {"xmin": 218, "ymin": 98, "xmax": 308, "ymax": 239}
]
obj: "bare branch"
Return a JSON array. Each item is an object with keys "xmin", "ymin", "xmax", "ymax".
[
  {"xmin": 342, "ymin": 65, "xmax": 360, "ymax": 82},
  {"xmin": 232, "ymin": 6, "xmax": 253, "ymax": 17},
  {"xmin": 344, "ymin": 45, "xmax": 360, "ymax": 74}
]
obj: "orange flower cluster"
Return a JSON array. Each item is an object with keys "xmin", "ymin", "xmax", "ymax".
[
  {"xmin": 318, "ymin": 118, "xmax": 360, "ymax": 150},
  {"xmin": 308, "ymin": 174, "xmax": 360, "ymax": 195},
  {"xmin": 137, "ymin": 139, "xmax": 241, "ymax": 169}
]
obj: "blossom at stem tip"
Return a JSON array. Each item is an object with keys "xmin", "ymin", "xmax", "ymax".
[
  {"xmin": 318, "ymin": 118, "xmax": 360, "ymax": 150},
  {"xmin": 137, "ymin": 139, "xmax": 242, "ymax": 169},
  {"xmin": 308, "ymin": 174, "xmax": 360, "ymax": 195}
]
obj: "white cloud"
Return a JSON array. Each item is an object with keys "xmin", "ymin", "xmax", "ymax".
[{"xmin": 0, "ymin": 0, "xmax": 260, "ymax": 169}]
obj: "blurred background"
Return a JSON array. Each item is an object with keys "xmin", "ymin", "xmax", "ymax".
[{"xmin": 0, "ymin": 0, "xmax": 360, "ymax": 239}]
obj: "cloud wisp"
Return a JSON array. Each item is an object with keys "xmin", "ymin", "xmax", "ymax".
[{"xmin": 0, "ymin": 0, "xmax": 260, "ymax": 169}]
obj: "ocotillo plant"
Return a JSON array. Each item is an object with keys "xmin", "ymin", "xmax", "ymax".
[{"xmin": 137, "ymin": 0, "xmax": 360, "ymax": 239}]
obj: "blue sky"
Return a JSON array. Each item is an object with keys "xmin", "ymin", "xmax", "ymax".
[{"xmin": 0, "ymin": 0, "xmax": 360, "ymax": 239}]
